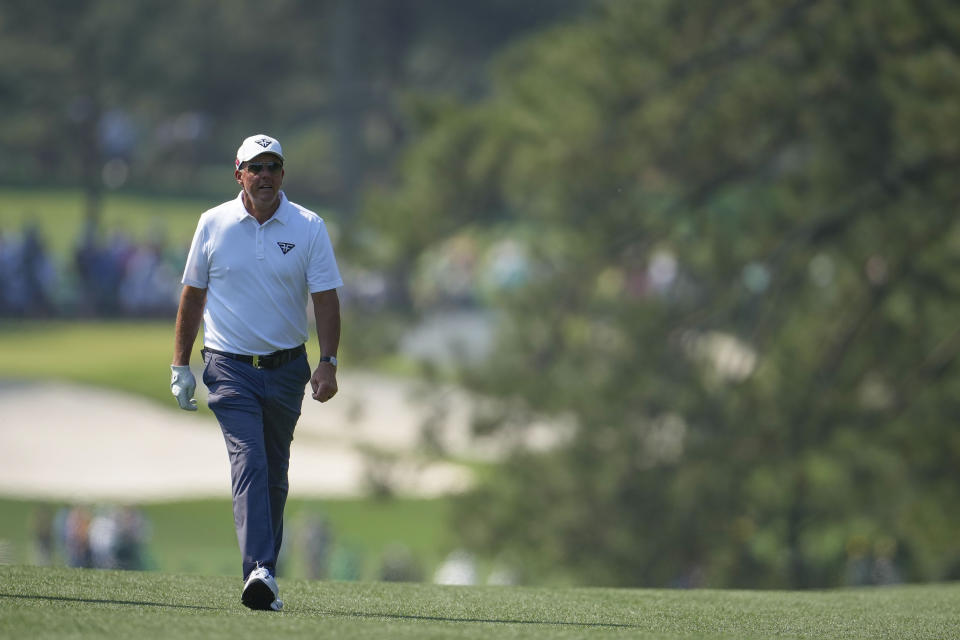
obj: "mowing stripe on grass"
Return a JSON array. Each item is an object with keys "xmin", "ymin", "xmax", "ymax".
[{"xmin": 2, "ymin": 565, "xmax": 958, "ymax": 640}]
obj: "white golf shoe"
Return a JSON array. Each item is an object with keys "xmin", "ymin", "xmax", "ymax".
[{"xmin": 241, "ymin": 565, "xmax": 283, "ymax": 611}]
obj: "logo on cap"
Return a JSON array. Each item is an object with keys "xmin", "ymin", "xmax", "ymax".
[
  {"xmin": 277, "ymin": 242, "xmax": 295, "ymax": 255},
  {"xmin": 255, "ymin": 138, "xmax": 272, "ymax": 148}
]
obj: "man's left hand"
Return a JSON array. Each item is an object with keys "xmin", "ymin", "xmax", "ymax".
[{"xmin": 310, "ymin": 363, "xmax": 338, "ymax": 402}]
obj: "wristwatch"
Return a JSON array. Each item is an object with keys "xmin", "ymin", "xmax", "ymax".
[{"xmin": 320, "ymin": 355, "xmax": 338, "ymax": 367}]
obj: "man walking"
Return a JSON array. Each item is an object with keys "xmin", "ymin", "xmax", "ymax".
[{"xmin": 170, "ymin": 134, "xmax": 343, "ymax": 611}]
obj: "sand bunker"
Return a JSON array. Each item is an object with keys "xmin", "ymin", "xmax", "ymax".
[{"xmin": 0, "ymin": 372, "xmax": 479, "ymax": 502}]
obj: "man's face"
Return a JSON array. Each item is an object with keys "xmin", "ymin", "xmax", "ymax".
[{"xmin": 236, "ymin": 153, "xmax": 284, "ymax": 211}]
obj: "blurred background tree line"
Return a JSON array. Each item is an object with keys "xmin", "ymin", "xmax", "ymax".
[
  {"xmin": 0, "ymin": 0, "xmax": 581, "ymax": 219},
  {"xmin": 2, "ymin": 0, "xmax": 959, "ymax": 590}
]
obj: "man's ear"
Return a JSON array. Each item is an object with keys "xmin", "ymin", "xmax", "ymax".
[{"xmin": 235, "ymin": 169, "xmax": 243, "ymax": 183}]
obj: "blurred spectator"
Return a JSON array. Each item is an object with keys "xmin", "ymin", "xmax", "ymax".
[
  {"xmin": 301, "ymin": 514, "xmax": 334, "ymax": 580},
  {"xmin": 31, "ymin": 506, "xmax": 55, "ymax": 566},
  {"xmin": 337, "ymin": 266, "xmax": 389, "ymax": 311},
  {"xmin": 671, "ymin": 563, "xmax": 707, "ymax": 589},
  {"xmin": 0, "ymin": 232, "xmax": 9, "ymax": 311},
  {"xmin": 74, "ymin": 226, "xmax": 132, "ymax": 316},
  {"xmin": 486, "ymin": 563, "xmax": 519, "ymax": 586},
  {"xmin": 328, "ymin": 544, "xmax": 363, "ymax": 581},
  {"xmin": 49, "ymin": 503, "xmax": 150, "ymax": 571},
  {"xmin": 62, "ymin": 505, "xmax": 93, "ymax": 568},
  {"xmin": 118, "ymin": 238, "xmax": 181, "ymax": 316},
  {"xmin": 69, "ymin": 222, "xmax": 182, "ymax": 317},
  {"xmin": 113, "ymin": 506, "xmax": 150, "ymax": 570},
  {"xmin": 0, "ymin": 223, "xmax": 57, "ymax": 316},
  {"xmin": 845, "ymin": 535, "xmax": 903, "ymax": 586},
  {"xmin": 433, "ymin": 549, "xmax": 477, "ymax": 585},
  {"xmin": 379, "ymin": 543, "xmax": 423, "ymax": 583},
  {"xmin": 89, "ymin": 506, "xmax": 120, "ymax": 568}
]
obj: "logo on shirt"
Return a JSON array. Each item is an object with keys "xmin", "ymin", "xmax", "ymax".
[{"xmin": 277, "ymin": 242, "xmax": 295, "ymax": 255}]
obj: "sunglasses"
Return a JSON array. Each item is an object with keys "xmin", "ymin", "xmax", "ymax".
[{"xmin": 243, "ymin": 161, "xmax": 283, "ymax": 175}]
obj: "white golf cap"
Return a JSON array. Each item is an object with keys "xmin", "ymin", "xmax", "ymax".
[{"xmin": 235, "ymin": 134, "xmax": 284, "ymax": 169}]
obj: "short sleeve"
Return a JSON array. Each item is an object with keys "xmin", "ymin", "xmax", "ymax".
[
  {"xmin": 307, "ymin": 221, "xmax": 344, "ymax": 293},
  {"xmin": 181, "ymin": 219, "xmax": 210, "ymax": 288}
]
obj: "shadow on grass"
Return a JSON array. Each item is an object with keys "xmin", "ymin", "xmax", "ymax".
[
  {"xmin": 321, "ymin": 609, "xmax": 642, "ymax": 629},
  {"xmin": 0, "ymin": 592, "xmax": 222, "ymax": 611},
  {"xmin": 2, "ymin": 593, "xmax": 641, "ymax": 628}
]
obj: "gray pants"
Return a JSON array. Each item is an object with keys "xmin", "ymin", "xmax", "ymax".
[{"xmin": 202, "ymin": 350, "xmax": 311, "ymax": 580}]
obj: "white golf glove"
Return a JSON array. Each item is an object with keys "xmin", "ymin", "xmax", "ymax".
[{"xmin": 170, "ymin": 365, "xmax": 198, "ymax": 411}]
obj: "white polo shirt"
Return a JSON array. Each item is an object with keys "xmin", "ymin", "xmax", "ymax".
[{"xmin": 182, "ymin": 191, "xmax": 343, "ymax": 355}]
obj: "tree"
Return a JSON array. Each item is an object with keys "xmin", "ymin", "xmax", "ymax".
[
  {"xmin": 0, "ymin": 0, "xmax": 585, "ymax": 220},
  {"xmin": 368, "ymin": 0, "xmax": 960, "ymax": 588}
]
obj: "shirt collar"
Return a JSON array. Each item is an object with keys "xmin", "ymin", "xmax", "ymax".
[{"xmin": 233, "ymin": 191, "xmax": 289, "ymax": 225}]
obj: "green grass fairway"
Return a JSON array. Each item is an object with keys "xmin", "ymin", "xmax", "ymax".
[
  {"xmin": 0, "ymin": 320, "xmax": 181, "ymax": 406},
  {"xmin": 2, "ymin": 566, "xmax": 957, "ymax": 640},
  {"xmin": 0, "ymin": 320, "xmax": 362, "ymax": 408}
]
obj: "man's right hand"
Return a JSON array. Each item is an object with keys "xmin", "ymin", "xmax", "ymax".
[{"xmin": 170, "ymin": 365, "xmax": 198, "ymax": 411}]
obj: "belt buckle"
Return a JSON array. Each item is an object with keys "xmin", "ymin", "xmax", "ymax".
[{"xmin": 253, "ymin": 354, "xmax": 263, "ymax": 369}]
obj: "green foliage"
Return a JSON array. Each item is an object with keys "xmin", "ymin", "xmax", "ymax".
[
  {"xmin": 369, "ymin": 1, "xmax": 960, "ymax": 588},
  {"xmin": 0, "ymin": 1, "xmax": 585, "ymax": 213},
  {"xmin": 2, "ymin": 564, "xmax": 958, "ymax": 639}
]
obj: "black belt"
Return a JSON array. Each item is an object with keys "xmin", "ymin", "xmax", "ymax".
[{"xmin": 202, "ymin": 344, "xmax": 306, "ymax": 370}]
